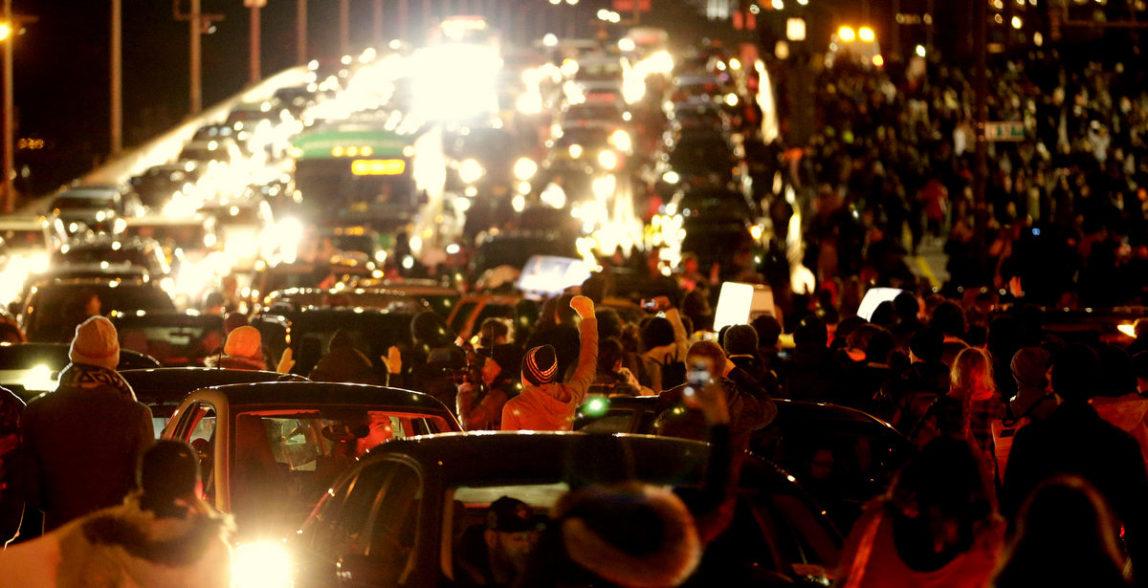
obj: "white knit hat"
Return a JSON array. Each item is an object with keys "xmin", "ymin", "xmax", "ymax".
[{"xmin": 69, "ymin": 316, "xmax": 120, "ymax": 370}]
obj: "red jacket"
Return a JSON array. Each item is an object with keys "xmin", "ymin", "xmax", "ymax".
[{"xmin": 502, "ymin": 318, "xmax": 598, "ymax": 432}]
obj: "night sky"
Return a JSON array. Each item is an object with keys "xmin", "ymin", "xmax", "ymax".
[{"xmin": 9, "ymin": 0, "xmax": 731, "ymax": 197}]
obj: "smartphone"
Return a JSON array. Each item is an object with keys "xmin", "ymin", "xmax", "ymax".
[{"xmin": 641, "ymin": 298, "xmax": 659, "ymax": 311}]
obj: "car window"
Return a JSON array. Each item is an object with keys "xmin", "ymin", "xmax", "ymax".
[
  {"xmin": 751, "ymin": 490, "xmax": 840, "ymax": 580},
  {"xmin": 450, "ymin": 302, "xmax": 477, "ymax": 335},
  {"xmin": 316, "ymin": 463, "xmax": 395, "ymax": 557},
  {"xmin": 174, "ymin": 402, "xmax": 217, "ymax": 500},
  {"xmin": 366, "ymin": 463, "xmax": 422, "ymax": 582}
]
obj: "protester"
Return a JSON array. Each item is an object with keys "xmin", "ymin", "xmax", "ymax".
[
  {"xmin": 20, "ymin": 316, "xmax": 155, "ymax": 531},
  {"xmin": 204, "ymin": 326, "xmax": 267, "ymax": 371},
  {"xmin": 1090, "ymin": 345, "xmax": 1148, "ymax": 478},
  {"xmin": 454, "ymin": 496, "xmax": 538, "ymax": 585},
  {"xmin": 1003, "ymin": 343, "xmax": 1148, "ymax": 583},
  {"xmin": 992, "ymin": 475, "xmax": 1130, "ymax": 588},
  {"xmin": 308, "ymin": 329, "xmax": 382, "ymax": 385},
  {"xmin": 0, "ymin": 440, "xmax": 233, "ymax": 587},
  {"xmin": 1007, "ymin": 347, "xmax": 1056, "ymax": 422},
  {"xmin": 588, "ymin": 338, "xmax": 648, "ymax": 397},
  {"xmin": 949, "ymin": 347, "xmax": 1005, "ymax": 480},
  {"xmin": 501, "ymin": 296, "xmax": 597, "ymax": 431},
  {"xmin": 835, "ymin": 437, "xmax": 1004, "ymax": 588},
  {"xmin": 457, "ymin": 344, "xmax": 520, "ymax": 431}
]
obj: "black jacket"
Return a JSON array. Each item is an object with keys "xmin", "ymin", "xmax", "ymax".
[{"xmin": 1003, "ymin": 400, "xmax": 1148, "ymax": 584}]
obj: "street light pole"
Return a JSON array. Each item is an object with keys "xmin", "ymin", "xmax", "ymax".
[
  {"xmin": 249, "ymin": 1, "xmax": 261, "ymax": 84},
  {"xmin": 2, "ymin": 0, "xmax": 12, "ymax": 213},
  {"xmin": 373, "ymin": 0, "xmax": 383, "ymax": 45},
  {"xmin": 111, "ymin": 0, "xmax": 122, "ymax": 156},
  {"xmin": 190, "ymin": 0, "xmax": 201, "ymax": 114},
  {"xmin": 339, "ymin": 0, "xmax": 349, "ymax": 56},
  {"xmin": 296, "ymin": 0, "xmax": 307, "ymax": 65}
]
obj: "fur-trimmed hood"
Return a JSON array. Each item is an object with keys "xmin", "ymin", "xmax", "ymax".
[
  {"xmin": 554, "ymin": 482, "xmax": 702, "ymax": 588},
  {"xmin": 57, "ymin": 494, "xmax": 234, "ymax": 587}
]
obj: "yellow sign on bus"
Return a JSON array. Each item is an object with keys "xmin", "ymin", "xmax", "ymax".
[{"xmin": 350, "ymin": 159, "xmax": 406, "ymax": 176}]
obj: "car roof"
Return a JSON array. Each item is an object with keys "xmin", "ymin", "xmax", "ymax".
[
  {"xmin": 109, "ymin": 310, "xmax": 223, "ymax": 326},
  {"xmin": 0, "ymin": 342, "xmax": 160, "ymax": 370},
  {"xmin": 122, "ymin": 367, "xmax": 300, "ymax": 403},
  {"xmin": 363, "ymin": 431, "xmax": 712, "ymax": 487},
  {"xmin": 198, "ymin": 381, "xmax": 453, "ymax": 413}
]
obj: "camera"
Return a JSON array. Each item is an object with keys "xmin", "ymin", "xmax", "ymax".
[{"xmin": 641, "ymin": 298, "xmax": 659, "ymax": 311}]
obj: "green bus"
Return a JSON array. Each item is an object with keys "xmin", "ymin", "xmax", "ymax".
[{"xmin": 290, "ymin": 111, "xmax": 445, "ymax": 227}]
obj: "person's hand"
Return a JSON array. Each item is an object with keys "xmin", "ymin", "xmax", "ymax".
[
  {"xmin": 570, "ymin": 295, "xmax": 595, "ymax": 319},
  {"xmin": 381, "ymin": 346, "xmax": 403, "ymax": 375},
  {"xmin": 682, "ymin": 378, "xmax": 730, "ymax": 426},
  {"xmin": 276, "ymin": 348, "xmax": 295, "ymax": 374}
]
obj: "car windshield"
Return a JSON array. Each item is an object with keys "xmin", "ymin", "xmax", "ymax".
[
  {"xmin": 25, "ymin": 284, "xmax": 175, "ymax": 342},
  {"xmin": 230, "ymin": 408, "xmax": 452, "ymax": 535},
  {"xmin": 0, "ymin": 228, "xmax": 45, "ymax": 249},
  {"xmin": 116, "ymin": 322, "xmax": 223, "ymax": 368},
  {"xmin": 54, "ymin": 247, "xmax": 155, "ymax": 269},
  {"xmin": 122, "ymin": 223, "xmax": 210, "ymax": 252},
  {"xmin": 52, "ymin": 195, "xmax": 117, "ymax": 210}
]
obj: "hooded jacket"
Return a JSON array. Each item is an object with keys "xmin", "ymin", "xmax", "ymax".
[
  {"xmin": 0, "ymin": 494, "xmax": 233, "ymax": 588},
  {"xmin": 21, "ymin": 363, "xmax": 155, "ymax": 531},
  {"xmin": 502, "ymin": 318, "xmax": 597, "ymax": 432},
  {"xmin": 1092, "ymin": 393, "xmax": 1148, "ymax": 477}
]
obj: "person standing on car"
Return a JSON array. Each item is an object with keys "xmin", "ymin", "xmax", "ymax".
[
  {"xmin": 0, "ymin": 440, "xmax": 234, "ymax": 587},
  {"xmin": 21, "ymin": 316, "xmax": 154, "ymax": 531},
  {"xmin": 501, "ymin": 296, "xmax": 597, "ymax": 432}
]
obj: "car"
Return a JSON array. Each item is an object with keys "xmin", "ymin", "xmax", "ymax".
[
  {"xmin": 120, "ymin": 367, "xmax": 305, "ymax": 437},
  {"xmin": 663, "ymin": 130, "xmax": 740, "ymax": 185},
  {"xmin": 287, "ymin": 432, "xmax": 842, "ymax": 587},
  {"xmin": 178, "ymin": 137, "xmax": 245, "ymax": 166},
  {"xmin": 0, "ymin": 342, "xmax": 160, "ymax": 402},
  {"xmin": 574, "ymin": 396, "xmax": 914, "ymax": 532},
  {"xmin": 197, "ymin": 198, "xmax": 275, "ymax": 270},
  {"xmin": 346, "ymin": 278, "xmax": 462, "ymax": 319},
  {"xmin": 308, "ymin": 225, "xmax": 386, "ymax": 269},
  {"xmin": 260, "ymin": 287, "xmax": 427, "ymax": 315},
  {"xmin": 161, "ymin": 382, "xmax": 461, "ymax": 538},
  {"xmin": 20, "ymin": 277, "xmax": 176, "ymax": 343},
  {"xmin": 47, "ymin": 184, "xmax": 141, "ymax": 236},
  {"xmin": 129, "ymin": 162, "xmax": 204, "ymax": 209},
  {"xmin": 51, "ymin": 235, "xmax": 171, "ymax": 283},
  {"xmin": 16, "ymin": 264, "xmax": 152, "ymax": 311},
  {"xmin": 470, "ymin": 230, "xmax": 580, "ymax": 277},
  {"xmin": 445, "ymin": 293, "xmax": 521, "ymax": 342},
  {"xmin": 109, "ymin": 310, "xmax": 225, "ymax": 367},
  {"xmin": 251, "ymin": 304, "xmax": 432, "ymax": 380}
]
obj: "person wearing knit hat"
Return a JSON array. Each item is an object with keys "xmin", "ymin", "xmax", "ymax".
[
  {"xmin": 502, "ymin": 296, "xmax": 598, "ymax": 431},
  {"xmin": 1009, "ymin": 347, "xmax": 1055, "ymax": 422},
  {"xmin": 0, "ymin": 440, "xmax": 234, "ymax": 587},
  {"xmin": 206, "ymin": 325, "xmax": 268, "ymax": 371},
  {"xmin": 20, "ymin": 315, "xmax": 155, "ymax": 531}
]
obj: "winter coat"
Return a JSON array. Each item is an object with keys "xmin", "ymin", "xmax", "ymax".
[
  {"xmin": 501, "ymin": 318, "xmax": 597, "ymax": 432},
  {"xmin": 309, "ymin": 346, "xmax": 382, "ymax": 385},
  {"xmin": 1003, "ymin": 401, "xmax": 1148, "ymax": 578},
  {"xmin": 638, "ymin": 310, "xmax": 689, "ymax": 393},
  {"xmin": 0, "ymin": 386, "xmax": 23, "ymax": 542},
  {"xmin": 1092, "ymin": 393, "xmax": 1148, "ymax": 482},
  {"xmin": 653, "ymin": 366, "xmax": 778, "ymax": 451},
  {"xmin": 456, "ymin": 379, "xmax": 513, "ymax": 431},
  {"xmin": 21, "ymin": 363, "xmax": 155, "ymax": 531},
  {"xmin": 0, "ymin": 494, "xmax": 233, "ymax": 588}
]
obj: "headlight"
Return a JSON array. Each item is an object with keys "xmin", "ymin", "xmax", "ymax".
[
  {"xmin": 459, "ymin": 158, "xmax": 485, "ymax": 184},
  {"xmin": 568, "ymin": 144, "xmax": 583, "ymax": 159},
  {"xmin": 513, "ymin": 157, "xmax": 538, "ymax": 181},
  {"xmin": 609, "ymin": 129, "xmax": 632, "ymax": 153},
  {"xmin": 662, "ymin": 170, "xmax": 681, "ymax": 185},
  {"xmin": 597, "ymin": 150, "xmax": 619, "ymax": 170},
  {"xmin": 231, "ymin": 541, "xmax": 292, "ymax": 588}
]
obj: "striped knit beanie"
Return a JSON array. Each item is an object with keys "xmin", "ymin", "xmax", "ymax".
[{"xmin": 522, "ymin": 345, "xmax": 558, "ymax": 386}]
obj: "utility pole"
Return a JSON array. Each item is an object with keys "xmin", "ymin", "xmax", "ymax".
[
  {"xmin": 398, "ymin": 0, "xmax": 408, "ymax": 41},
  {"xmin": 973, "ymin": 0, "xmax": 988, "ymax": 252},
  {"xmin": 111, "ymin": 0, "xmax": 122, "ymax": 156},
  {"xmin": 373, "ymin": 0, "xmax": 383, "ymax": 45},
  {"xmin": 190, "ymin": 0, "xmax": 201, "ymax": 113},
  {"xmin": 248, "ymin": 0, "xmax": 262, "ymax": 84},
  {"xmin": 2, "ymin": 0, "xmax": 12, "ymax": 213},
  {"xmin": 297, "ymin": 0, "xmax": 307, "ymax": 66},
  {"xmin": 339, "ymin": 0, "xmax": 350, "ymax": 56}
]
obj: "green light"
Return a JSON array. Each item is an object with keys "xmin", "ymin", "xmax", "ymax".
[{"xmin": 584, "ymin": 397, "xmax": 609, "ymax": 417}]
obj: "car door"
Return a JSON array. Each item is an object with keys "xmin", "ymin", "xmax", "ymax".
[
  {"xmin": 299, "ymin": 459, "xmax": 426, "ymax": 588},
  {"xmin": 164, "ymin": 398, "xmax": 220, "ymax": 505}
]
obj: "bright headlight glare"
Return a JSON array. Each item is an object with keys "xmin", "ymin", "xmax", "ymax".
[
  {"xmin": 597, "ymin": 150, "xmax": 619, "ymax": 170},
  {"xmin": 568, "ymin": 144, "xmax": 583, "ymax": 159},
  {"xmin": 609, "ymin": 130, "xmax": 632, "ymax": 153},
  {"xmin": 232, "ymin": 541, "xmax": 292, "ymax": 588},
  {"xmin": 513, "ymin": 157, "xmax": 538, "ymax": 181},
  {"xmin": 459, "ymin": 158, "xmax": 485, "ymax": 184}
]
